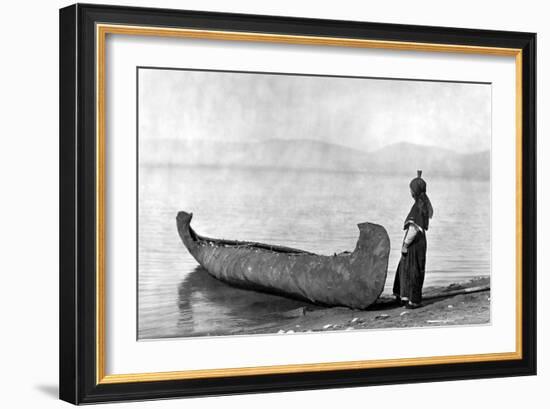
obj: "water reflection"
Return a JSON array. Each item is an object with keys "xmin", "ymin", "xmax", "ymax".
[{"xmin": 176, "ymin": 266, "xmax": 314, "ymax": 337}]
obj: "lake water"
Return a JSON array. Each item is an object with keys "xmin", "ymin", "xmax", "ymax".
[{"xmin": 138, "ymin": 166, "xmax": 490, "ymax": 339}]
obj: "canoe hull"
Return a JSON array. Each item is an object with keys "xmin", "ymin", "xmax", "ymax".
[{"xmin": 177, "ymin": 211, "xmax": 390, "ymax": 309}]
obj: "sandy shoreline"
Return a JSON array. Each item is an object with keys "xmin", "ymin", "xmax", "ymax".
[
  {"xmin": 242, "ymin": 277, "xmax": 490, "ymax": 335},
  {"xmin": 146, "ymin": 276, "xmax": 491, "ymax": 339}
]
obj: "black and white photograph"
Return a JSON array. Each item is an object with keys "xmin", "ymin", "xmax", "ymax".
[{"xmin": 137, "ymin": 67, "xmax": 491, "ymax": 340}]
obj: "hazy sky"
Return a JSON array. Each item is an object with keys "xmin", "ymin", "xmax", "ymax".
[{"xmin": 138, "ymin": 68, "xmax": 491, "ymax": 153}]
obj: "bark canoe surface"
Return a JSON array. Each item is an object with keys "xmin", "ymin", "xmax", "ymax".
[{"xmin": 176, "ymin": 211, "xmax": 390, "ymax": 309}]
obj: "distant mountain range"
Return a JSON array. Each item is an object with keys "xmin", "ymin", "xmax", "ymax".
[{"xmin": 140, "ymin": 139, "xmax": 489, "ymax": 179}]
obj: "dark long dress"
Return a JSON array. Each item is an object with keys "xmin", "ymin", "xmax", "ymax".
[{"xmin": 392, "ymin": 228, "xmax": 427, "ymax": 304}]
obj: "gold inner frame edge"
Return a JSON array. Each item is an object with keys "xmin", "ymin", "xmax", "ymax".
[{"xmin": 95, "ymin": 23, "xmax": 523, "ymax": 385}]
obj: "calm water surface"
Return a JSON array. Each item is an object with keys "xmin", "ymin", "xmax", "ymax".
[{"xmin": 138, "ymin": 166, "xmax": 490, "ymax": 339}]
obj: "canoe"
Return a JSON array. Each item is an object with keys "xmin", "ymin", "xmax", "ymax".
[{"xmin": 176, "ymin": 211, "xmax": 390, "ymax": 309}]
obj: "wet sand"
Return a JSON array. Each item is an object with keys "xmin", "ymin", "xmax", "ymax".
[{"xmin": 240, "ymin": 277, "xmax": 490, "ymax": 335}]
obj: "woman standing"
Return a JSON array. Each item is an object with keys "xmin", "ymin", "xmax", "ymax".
[{"xmin": 393, "ymin": 170, "xmax": 434, "ymax": 309}]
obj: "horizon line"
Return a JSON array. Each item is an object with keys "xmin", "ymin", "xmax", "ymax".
[{"xmin": 139, "ymin": 137, "xmax": 491, "ymax": 155}]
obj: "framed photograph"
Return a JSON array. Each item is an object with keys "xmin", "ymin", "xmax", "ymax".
[{"xmin": 59, "ymin": 3, "xmax": 536, "ymax": 404}]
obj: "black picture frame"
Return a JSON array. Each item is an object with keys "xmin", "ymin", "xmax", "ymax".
[{"xmin": 60, "ymin": 3, "xmax": 536, "ymax": 405}]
